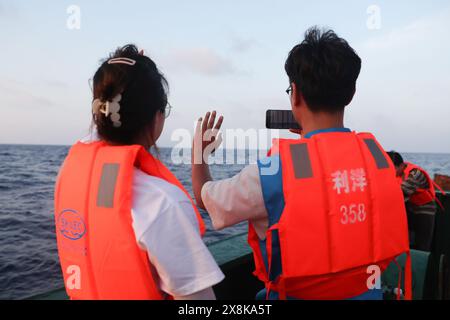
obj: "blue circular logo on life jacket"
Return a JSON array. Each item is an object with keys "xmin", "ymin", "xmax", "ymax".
[{"xmin": 58, "ymin": 209, "xmax": 86, "ymax": 240}]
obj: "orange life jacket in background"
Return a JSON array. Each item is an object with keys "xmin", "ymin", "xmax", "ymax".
[
  {"xmin": 54, "ymin": 141, "xmax": 205, "ymax": 300},
  {"xmin": 402, "ymin": 162, "xmax": 445, "ymax": 209},
  {"xmin": 248, "ymin": 131, "xmax": 412, "ymax": 300}
]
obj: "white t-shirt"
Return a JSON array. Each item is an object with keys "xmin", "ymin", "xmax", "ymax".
[
  {"xmin": 131, "ymin": 168, "xmax": 224, "ymax": 297},
  {"xmin": 201, "ymin": 164, "xmax": 269, "ymax": 240},
  {"xmin": 80, "ymin": 133, "xmax": 224, "ymax": 297}
]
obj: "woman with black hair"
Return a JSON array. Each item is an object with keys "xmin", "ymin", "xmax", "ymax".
[{"xmin": 54, "ymin": 45, "xmax": 224, "ymax": 300}]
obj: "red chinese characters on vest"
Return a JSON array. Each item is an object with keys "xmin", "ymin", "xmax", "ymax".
[
  {"xmin": 54, "ymin": 141, "xmax": 205, "ymax": 300},
  {"xmin": 248, "ymin": 131, "xmax": 412, "ymax": 300}
]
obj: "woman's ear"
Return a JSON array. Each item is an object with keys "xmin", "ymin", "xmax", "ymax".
[{"xmin": 149, "ymin": 110, "xmax": 165, "ymax": 145}]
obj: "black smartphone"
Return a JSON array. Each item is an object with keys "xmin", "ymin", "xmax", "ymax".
[{"xmin": 265, "ymin": 109, "xmax": 301, "ymax": 130}]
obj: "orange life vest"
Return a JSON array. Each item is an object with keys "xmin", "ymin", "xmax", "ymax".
[
  {"xmin": 402, "ymin": 162, "xmax": 444, "ymax": 208},
  {"xmin": 248, "ymin": 131, "xmax": 412, "ymax": 300},
  {"xmin": 54, "ymin": 140, "xmax": 205, "ymax": 300}
]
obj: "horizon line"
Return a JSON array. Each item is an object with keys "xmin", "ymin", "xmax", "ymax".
[{"xmin": 1, "ymin": 143, "xmax": 449, "ymax": 156}]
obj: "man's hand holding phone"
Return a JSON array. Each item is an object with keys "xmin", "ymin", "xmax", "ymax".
[{"xmin": 266, "ymin": 110, "xmax": 302, "ymax": 131}]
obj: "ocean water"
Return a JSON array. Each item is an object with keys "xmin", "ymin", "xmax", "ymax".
[{"xmin": 0, "ymin": 144, "xmax": 449, "ymax": 300}]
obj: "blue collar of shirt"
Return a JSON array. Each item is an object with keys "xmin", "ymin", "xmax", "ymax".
[{"xmin": 303, "ymin": 127, "xmax": 351, "ymax": 139}]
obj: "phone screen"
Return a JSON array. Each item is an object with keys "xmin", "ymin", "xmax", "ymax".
[{"xmin": 266, "ymin": 110, "xmax": 301, "ymax": 130}]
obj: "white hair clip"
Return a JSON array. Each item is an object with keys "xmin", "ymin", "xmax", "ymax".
[
  {"xmin": 92, "ymin": 94, "xmax": 122, "ymax": 128},
  {"xmin": 107, "ymin": 58, "xmax": 136, "ymax": 66}
]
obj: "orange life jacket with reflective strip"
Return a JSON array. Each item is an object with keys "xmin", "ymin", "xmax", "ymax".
[
  {"xmin": 54, "ymin": 141, "xmax": 205, "ymax": 300},
  {"xmin": 248, "ymin": 131, "xmax": 412, "ymax": 300},
  {"xmin": 402, "ymin": 162, "xmax": 445, "ymax": 209}
]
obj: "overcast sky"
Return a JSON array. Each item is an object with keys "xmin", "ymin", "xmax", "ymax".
[{"xmin": 0, "ymin": 0, "xmax": 449, "ymax": 153}]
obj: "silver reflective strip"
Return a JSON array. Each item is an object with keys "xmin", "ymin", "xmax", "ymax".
[
  {"xmin": 290, "ymin": 143, "xmax": 313, "ymax": 179},
  {"xmin": 96, "ymin": 163, "xmax": 120, "ymax": 208},
  {"xmin": 364, "ymin": 139, "xmax": 389, "ymax": 169}
]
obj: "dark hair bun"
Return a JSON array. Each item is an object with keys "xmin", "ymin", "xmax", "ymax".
[{"xmin": 92, "ymin": 44, "xmax": 168, "ymax": 145}]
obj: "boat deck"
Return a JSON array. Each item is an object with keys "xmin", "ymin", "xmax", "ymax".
[{"xmin": 28, "ymin": 192, "xmax": 450, "ymax": 300}]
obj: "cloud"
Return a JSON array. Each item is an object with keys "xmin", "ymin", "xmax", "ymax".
[
  {"xmin": 45, "ymin": 80, "xmax": 69, "ymax": 88},
  {"xmin": 0, "ymin": 2, "xmax": 19, "ymax": 19},
  {"xmin": 350, "ymin": 8, "xmax": 450, "ymax": 153},
  {"xmin": 230, "ymin": 37, "xmax": 258, "ymax": 53},
  {"xmin": 0, "ymin": 79, "xmax": 56, "ymax": 110},
  {"xmin": 361, "ymin": 7, "xmax": 450, "ymax": 53},
  {"xmin": 164, "ymin": 47, "xmax": 235, "ymax": 76}
]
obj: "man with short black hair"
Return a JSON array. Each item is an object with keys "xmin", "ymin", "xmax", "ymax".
[{"xmin": 192, "ymin": 27, "xmax": 411, "ymax": 300}]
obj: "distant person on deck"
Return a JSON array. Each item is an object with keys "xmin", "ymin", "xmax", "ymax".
[
  {"xmin": 191, "ymin": 27, "xmax": 411, "ymax": 300},
  {"xmin": 387, "ymin": 151, "xmax": 441, "ymax": 251}
]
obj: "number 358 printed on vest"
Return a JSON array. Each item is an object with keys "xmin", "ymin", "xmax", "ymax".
[
  {"xmin": 340, "ymin": 203, "xmax": 366, "ymax": 225},
  {"xmin": 331, "ymin": 168, "xmax": 368, "ymax": 225}
]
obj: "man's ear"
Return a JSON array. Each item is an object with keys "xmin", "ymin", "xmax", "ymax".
[
  {"xmin": 291, "ymin": 82, "xmax": 302, "ymax": 108},
  {"xmin": 348, "ymin": 87, "xmax": 356, "ymax": 104},
  {"xmin": 397, "ymin": 163, "xmax": 407, "ymax": 177}
]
